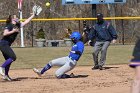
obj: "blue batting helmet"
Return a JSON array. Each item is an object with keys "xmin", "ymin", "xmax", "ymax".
[{"xmin": 70, "ymin": 31, "xmax": 81, "ymax": 40}]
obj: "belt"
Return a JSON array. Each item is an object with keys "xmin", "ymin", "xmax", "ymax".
[
  {"xmin": 69, "ymin": 56, "xmax": 77, "ymax": 61},
  {"xmin": 0, "ymin": 40, "xmax": 9, "ymax": 45}
]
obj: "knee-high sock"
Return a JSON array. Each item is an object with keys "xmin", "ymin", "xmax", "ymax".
[
  {"xmin": 5, "ymin": 63, "xmax": 11, "ymax": 75},
  {"xmin": 1, "ymin": 58, "xmax": 13, "ymax": 68},
  {"xmin": 41, "ymin": 64, "xmax": 51, "ymax": 74}
]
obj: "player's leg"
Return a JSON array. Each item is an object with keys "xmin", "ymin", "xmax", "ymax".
[
  {"xmin": 92, "ymin": 41, "xmax": 102, "ymax": 70},
  {"xmin": 2, "ymin": 63, "xmax": 12, "ymax": 81},
  {"xmin": 130, "ymin": 39, "xmax": 140, "ymax": 93},
  {"xmin": 131, "ymin": 66, "xmax": 140, "ymax": 93},
  {"xmin": 5, "ymin": 63, "xmax": 12, "ymax": 76},
  {"xmin": 55, "ymin": 57, "xmax": 77, "ymax": 78},
  {"xmin": 0, "ymin": 45, "xmax": 16, "ymax": 81},
  {"xmin": 99, "ymin": 41, "xmax": 110, "ymax": 70},
  {"xmin": 33, "ymin": 56, "xmax": 68, "ymax": 76}
]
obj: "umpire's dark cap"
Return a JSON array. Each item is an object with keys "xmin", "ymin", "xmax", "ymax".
[{"xmin": 96, "ymin": 13, "xmax": 104, "ymax": 19}]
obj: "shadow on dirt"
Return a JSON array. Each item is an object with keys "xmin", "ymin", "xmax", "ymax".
[
  {"xmin": 11, "ymin": 74, "xmax": 89, "ymax": 81},
  {"xmin": 0, "ymin": 73, "xmax": 89, "ymax": 82},
  {"xmin": 14, "ymin": 76, "xmax": 50, "ymax": 80},
  {"xmin": 70, "ymin": 74, "xmax": 89, "ymax": 78},
  {"xmin": 103, "ymin": 66, "xmax": 119, "ymax": 70}
]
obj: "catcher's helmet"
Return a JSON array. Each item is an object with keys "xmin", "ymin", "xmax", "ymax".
[{"xmin": 70, "ymin": 31, "xmax": 81, "ymax": 41}]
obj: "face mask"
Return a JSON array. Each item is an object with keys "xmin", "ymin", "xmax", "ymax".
[
  {"xmin": 12, "ymin": 18, "xmax": 19, "ymax": 23},
  {"xmin": 71, "ymin": 38, "xmax": 77, "ymax": 43}
]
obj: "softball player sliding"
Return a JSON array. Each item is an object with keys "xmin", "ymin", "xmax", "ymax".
[{"xmin": 33, "ymin": 31, "xmax": 84, "ymax": 78}]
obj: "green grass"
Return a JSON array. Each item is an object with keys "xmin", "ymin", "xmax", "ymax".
[
  {"xmin": 79, "ymin": 45, "xmax": 133, "ymax": 66},
  {"xmin": 0, "ymin": 45, "xmax": 134, "ymax": 69}
]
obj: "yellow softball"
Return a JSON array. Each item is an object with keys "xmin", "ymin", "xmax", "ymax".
[{"xmin": 46, "ymin": 2, "xmax": 50, "ymax": 7}]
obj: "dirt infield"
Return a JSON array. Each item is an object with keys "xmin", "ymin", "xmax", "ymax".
[{"xmin": 0, "ymin": 64, "xmax": 134, "ymax": 93}]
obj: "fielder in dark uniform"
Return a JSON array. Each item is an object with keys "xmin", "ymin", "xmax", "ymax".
[
  {"xmin": 88, "ymin": 13, "xmax": 118, "ymax": 70},
  {"xmin": 129, "ymin": 39, "xmax": 140, "ymax": 93},
  {"xmin": 33, "ymin": 31, "xmax": 84, "ymax": 79},
  {"xmin": 0, "ymin": 13, "xmax": 35, "ymax": 81}
]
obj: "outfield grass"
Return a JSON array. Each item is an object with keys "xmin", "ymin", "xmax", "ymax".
[{"xmin": 0, "ymin": 45, "xmax": 134, "ymax": 69}]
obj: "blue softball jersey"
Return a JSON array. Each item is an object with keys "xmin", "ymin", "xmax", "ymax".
[{"xmin": 68, "ymin": 41, "xmax": 84, "ymax": 61}]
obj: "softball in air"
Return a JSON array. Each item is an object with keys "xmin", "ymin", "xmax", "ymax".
[{"xmin": 46, "ymin": 2, "xmax": 50, "ymax": 7}]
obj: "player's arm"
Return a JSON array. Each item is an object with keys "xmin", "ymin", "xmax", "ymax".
[
  {"xmin": 108, "ymin": 24, "xmax": 118, "ymax": 39},
  {"xmin": 21, "ymin": 13, "xmax": 35, "ymax": 27},
  {"xmin": 108, "ymin": 24, "xmax": 118, "ymax": 43},
  {"xmin": 64, "ymin": 28, "xmax": 71, "ymax": 36},
  {"xmin": 71, "ymin": 43, "xmax": 84, "ymax": 56},
  {"xmin": 88, "ymin": 26, "xmax": 96, "ymax": 45},
  {"xmin": 82, "ymin": 27, "xmax": 87, "ymax": 36},
  {"xmin": 3, "ymin": 28, "xmax": 19, "ymax": 36},
  {"xmin": 71, "ymin": 51, "xmax": 82, "ymax": 55}
]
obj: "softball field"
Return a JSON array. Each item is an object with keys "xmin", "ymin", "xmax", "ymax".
[{"xmin": 0, "ymin": 46, "xmax": 134, "ymax": 93}]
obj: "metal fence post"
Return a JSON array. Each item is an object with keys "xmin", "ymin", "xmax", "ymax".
[
  {"xmin": 92, "ymin": 4, "xmax": 97, "ymax": 24},
  {"xmin": 121, "ymin": 19, "xmax": 125, "ymax": 45}
]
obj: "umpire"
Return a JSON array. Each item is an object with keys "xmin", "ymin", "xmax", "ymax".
[{"xmin": 88, "ymin": 13, "xmax": 118, "ymax": 70}]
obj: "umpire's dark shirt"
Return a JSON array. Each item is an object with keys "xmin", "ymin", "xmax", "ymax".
[{"xmin": 89, "ymin": 21, "xmax": 118, "ymax": 42}]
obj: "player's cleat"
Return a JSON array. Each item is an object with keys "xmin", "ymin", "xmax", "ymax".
[
  {"xmin": 0, "ymin": 67, "xmax": 5, "ymax": 76},
  {"xmin": 99, "ymin": 66, "xmax": 103, "ymax": 70},
  {"xmin": 69, "ymin": 73, "xmax": 75, "ymax": 78},
  {"xmin": 3, "ymin": 75, "xmax": 12, "ymax": 81},
  {"xmin": 99, "ymin": 66, "xmax": 105, "ymax": 70},
  {"xmin": 92, "ymin": 65, "xmax": 99, "ymax": 70},
  {"xmin": 33, "ymin": 68, "xmax": 42, "ymax": 76}
]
